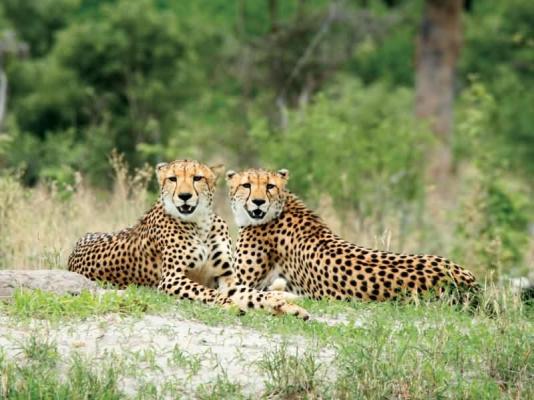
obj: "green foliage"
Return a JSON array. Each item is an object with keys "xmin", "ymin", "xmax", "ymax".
[
  {"xmin": 2, "ymin": 0, "xmax": 532, "ymax": 185},
  {"xmin": 0, "ymin": 123, "xmax": 115, "ymax": 187},
  {"xmin": 460, "ymin": 0, "xmax": 534, "ymax": 174},
  {"xmin": 252, "ymin": 77, "xmax": 430, "ymax": 214},
  {"xmin": 350, "ymin": 24, "xmax": 415, "ymax": 87},
  {"xmin": 6, "ymin": 57, "xmax": 86, "ymax": 137},
  {"xmin": 1, "ymin": 0, "xmax": 80, "ymax": 57},
  {"xmin": 461, "ymin": 0, "xmax": 534, "ymax": 83},
  {"xmin": 454, "ymin": 81, "xmax": 530, "ymax": 277},
  {"xmin": 54, "ymin": 0, "xmax": 190, "ymax": 142},
  {"xmin": 3, "ymin": 0, "xmax": 195, "ymax": 185}
]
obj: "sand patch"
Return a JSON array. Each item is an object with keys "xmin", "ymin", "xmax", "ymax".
[{"xmin": 0, "ymin": 311, "xmax": 335, "ymax": 397}]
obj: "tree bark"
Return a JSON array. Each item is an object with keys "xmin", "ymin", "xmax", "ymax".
[
  {"xmin": 0, "ymin": 31, "xmax": 29, "ymax": 130},
  {"xmin": 268, "ymin": 0, "xmax": 279, "ymax": 33},
  {"xmin": 415, "ymin": 0, "xmax": 463, "ymax": 181}
]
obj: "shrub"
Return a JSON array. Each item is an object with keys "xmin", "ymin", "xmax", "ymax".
[
  {"xmin": 251, "ymin": 77, "xmax": 431, "ymax": 217},
  {"xmin": 3, "ymin": 0, "xmax": 195, "ymax": 184},
  {"xmin": 453, "ymin": 81, "xmax": 530, "ymax": 277}
]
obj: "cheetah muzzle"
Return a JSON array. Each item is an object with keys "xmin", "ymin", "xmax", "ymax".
[
  {"xmin": 177, "ymin": 204, "xmax": 196, "ymax": 215},
  {"xmin": 248, "ymin": 208, "xmax": 266, "ymax": 219}
]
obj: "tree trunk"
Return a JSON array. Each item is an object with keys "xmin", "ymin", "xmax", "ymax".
[
  {"xmin": 415, "ymin": 0, "xmax": 463, "ymax": 181},
  {"xmin": 268, "ymin": 0, "xmax": 279, "ymax": 33},
  {"xmin": 0, "ymin": 31, "xmax": 29, "ymax": 130}
]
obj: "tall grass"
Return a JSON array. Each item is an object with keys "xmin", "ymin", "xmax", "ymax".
[
  {"xmin": 0, "ymin": 152, "xmax": 152, "ymax": 269},
  {"xmin": 0, "ymin": 153, "xmax": 532, "ymax": 282}
]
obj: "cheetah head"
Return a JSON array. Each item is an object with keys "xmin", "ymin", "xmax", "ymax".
[
  {"xmin": 226, "ymin": 168, "xmax": 289, "ymax": 227},
  {"xmin": 156, "ymin": 160, "xmax": 223, "ymax": 222}
]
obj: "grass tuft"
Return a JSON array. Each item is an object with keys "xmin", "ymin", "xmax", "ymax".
[
  {"xmin": 167, "ymin": 344, "xmax": 202, "ymax": 377},
  {"xmin": 1, "ymin": 285, "xmax": 175, "ymax": 320},
  {"xmin": 195, "ymin": 373, "xmax": 244, "ymax": 400},
  {"xmin": 258, "ymin": 343, "xmax": 326, "ymax": 399},
  {"xmin": 1, "ymin": 338, "xmax": 123, "ymax": 399}
]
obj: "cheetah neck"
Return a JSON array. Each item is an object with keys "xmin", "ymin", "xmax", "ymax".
[
  {"xmin": 284, "ymin": 193, "xmax": 329, "ymax": 228},
  {"xmin": 159, "ymin": 199, "xmax": 214, "ymax": 242},
  {"xmin": 193, "ymin": 209, "xmax": 215, "ymax": 242}
]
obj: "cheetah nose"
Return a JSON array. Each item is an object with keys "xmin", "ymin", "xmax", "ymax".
[
  {"xmin": 252, "ymin": 199, "xmax": 266, "ymax": 206},
  {"xmin": 178, "ymin": 193, "xmax": 192, "ymax": 201}
]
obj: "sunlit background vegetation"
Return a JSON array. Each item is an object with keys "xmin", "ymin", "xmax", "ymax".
[{"xmin": 0, "ymin": 0, "xmax": 532, "ymax": 281}]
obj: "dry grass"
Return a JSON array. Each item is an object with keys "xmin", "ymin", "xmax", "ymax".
[
  {"xmin": 0, "ymin": 169, "xmax": 432, "ymax": 271},
  {"xmin": 0, "ymin": 152, "xmax": 152, "ymax": 269},
  {"xmin": 0, "ymin": 155, "xmax": 531, "ymax": 283},
  {"xmin": 0, "ymin": 153, "xmax": 420, "ymax": 271}
]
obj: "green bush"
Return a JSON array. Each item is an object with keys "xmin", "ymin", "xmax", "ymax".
[
  {"xmin": 349, "ymin": 24, "xmax": 415, "ymax": 87},
  {"xmin": 454, "ymin": 81, "xmax": 530, "ymax": 277},
  {"xmin": 1, "ymin": 0, "xmax": 80, "ymax": 57},
  {"xmin": 251, "ymin": 77, "xmax": 431, "ymax": 215},
  {"xmin": 3, "ymin": 0, "xmax": 195, "ymax": 185},
  {"xmin": 460, "ymin": 0, "xmax": 534, "ymax": 175}
]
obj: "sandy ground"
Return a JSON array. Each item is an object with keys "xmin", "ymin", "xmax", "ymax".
[
  {"xmin": 0, "ymin": 270, "xmax": 342, "ymax": 397},
  {"xmin": 0, "ymin": 310, "xmax": 337, "ymax": 398}
]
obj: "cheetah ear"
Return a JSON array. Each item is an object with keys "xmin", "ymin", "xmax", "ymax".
[
  {"xmin": 155, "ymin": 162, "xmax": 168, "ymax": 184},
  {"xmin": 226, "ymin": 170, "xmax": 237, "ymax": 181},
  {"xmin": 277, "ymin": 168, "xmax": 289, "ymax": 180},
  {"xmin": 209, "ymin": 164, "xmax": 225, "ymax": 179}
]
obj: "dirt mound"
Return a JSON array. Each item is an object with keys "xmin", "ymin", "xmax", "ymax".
[{"xmin": 0, "ymin": 269, "xmax": 99, "ymax": 298}]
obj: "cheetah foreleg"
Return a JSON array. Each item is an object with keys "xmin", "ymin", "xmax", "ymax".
[{"xmin": 220, "ymin": 285, "xmax": 309, "ymax": 319}]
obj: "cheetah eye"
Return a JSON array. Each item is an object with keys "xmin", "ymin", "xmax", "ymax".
[
  {"xmin": 168, "ymin": 176, "xmax": 177, "ymax": 182},
  {"xmin": 266, "ymin": 183, "xmax": 276, "ymax": 190},
  {"xmin": 242, "ymin": 183, "xmax": 251, "ymax": 189},
  {"xmin": 193, "ymin": 175, "xmax": 203, "ymax": 182}
]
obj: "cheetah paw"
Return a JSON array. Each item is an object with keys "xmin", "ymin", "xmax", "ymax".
[
  {"xmin": 273, "ymin": 301, "xmax": 310, "ymax": 320},
  {"xmin": 264, "ymin": 292, "xmax": 310, "ymax": 320}
]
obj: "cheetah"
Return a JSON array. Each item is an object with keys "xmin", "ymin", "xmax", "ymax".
[
  {"xmin": 226, "ymin": 168, "xmax": 478, "ymax": 302},
  {"xmin": 68, "ymin": 160, "xmax": 309, "ymax": 318}
]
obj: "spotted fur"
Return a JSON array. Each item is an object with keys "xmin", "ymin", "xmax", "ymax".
[
  {"xmin": 68, "ymin": 160, "xmax": 309, "ymax": 318},
  {"xmin": 226, "ymin": 168, "xmax": 478, "ymax": 301}
]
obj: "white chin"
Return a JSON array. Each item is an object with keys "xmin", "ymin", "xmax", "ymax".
[
  {"xmin": 232, "ymin": 205, "xmax": 275, "ymax": 227},
  {"xmin": 176, "ymin": 209, "xmax": 197, "ymax": 221},
  {"xmin": 162, "ymin": 196, "xmax": 203, "ymax": 222},
  {"xmin": 246, "ymin": 214, "xmax": 268, "ymax": 227},
  {"xmin": 233, "ymin": 207, "xmax": 254, "ymax": 227}
]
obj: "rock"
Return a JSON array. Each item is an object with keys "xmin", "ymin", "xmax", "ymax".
[
  {"xmin": 508, "ymin": 277, "xmax": 534, "ymax": 302},
  {"xmin": 0, "ymin": 269, "xmax": 99, "ymax": 298}
]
